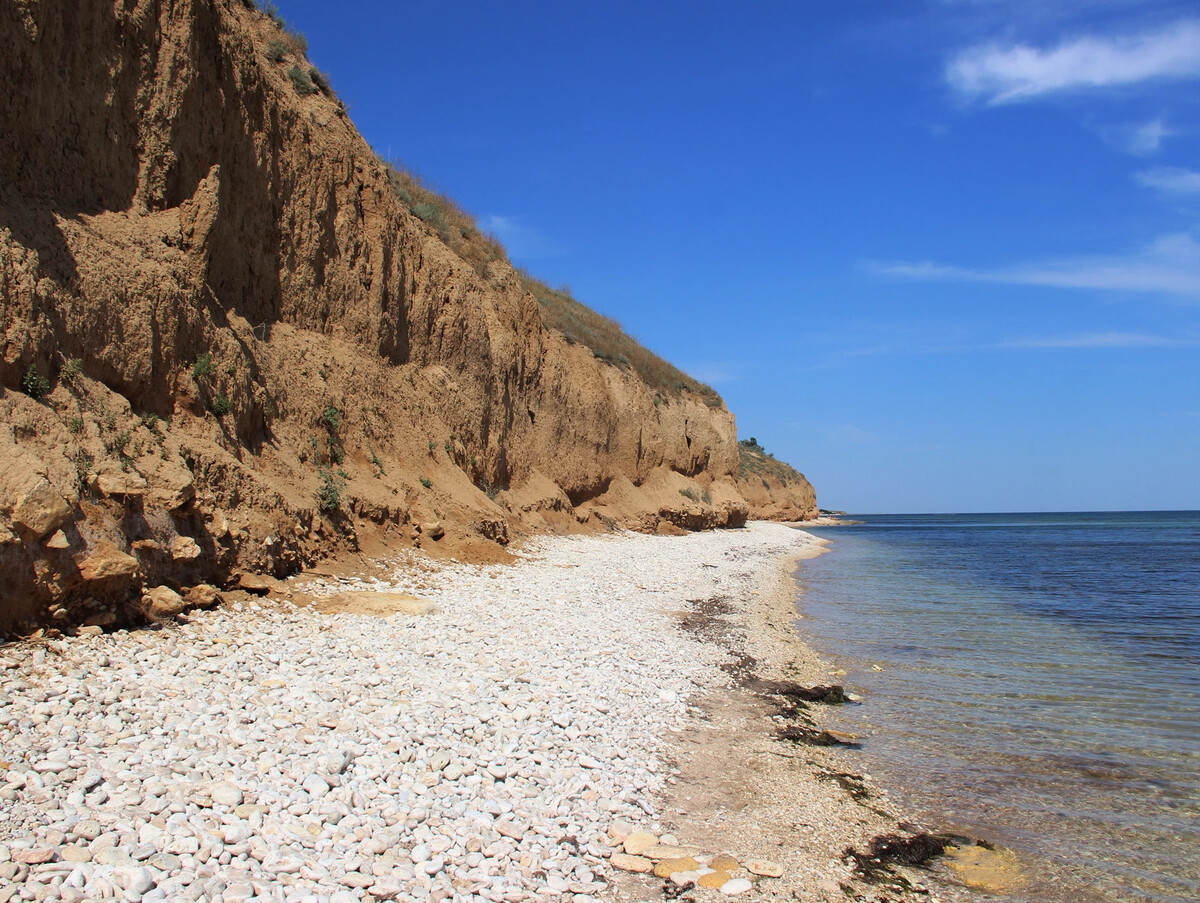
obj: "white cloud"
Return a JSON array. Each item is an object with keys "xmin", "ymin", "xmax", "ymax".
[
  {"xmin": 947, "ymin": 20, "xmax": 1200, "ymax": 104},
  {"xmin": 1126, "ymin": 118, "xmax": 1172, "ymax": 155},
  {"xmin": 871, "ymin": 232, "xmax": 1200, "ymax": 298},
  {"xmin": 1001, "ymin": 331, "xmax": 1197, "ymax": 348},
  {"xmin": 1136, "ymin": 166, "xmax": 1200, "ymax": 194}
]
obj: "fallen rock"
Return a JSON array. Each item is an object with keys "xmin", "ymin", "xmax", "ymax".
[
  {"xmin": 145, "ymin": 459, "xmax": 195, "ymax": 510},
  {"xmin": 185, "ymin": 584, "xmax": 223, "ymax": 608},
  {"xmin": 654, "ymin": 857, "xmax": 699, "ymax": 878},
  {"xmin": 423, "ymin": 521, "xmax": 445, "ymax": 541},
  {"xmin": 94, "ymin": 468, "xmax": 148, "ymax": 498},
  {"xmin": 44, "ymin": 529, "xmax": 70, "ymax": 549},
  {"xmin": 140, "ymin": 586, "xmax": 185, "ymax": 620},
  {"xmin": 610, "ymin": 854, "xmax": 654, "ymax": 874},
  {"xmin": 623, "ymin": 832, "xmax": 658, "ymax": 856},
  {"xmin": 747, "ymin": 859, "xmax": 783, "ymax": 878},
  {"xmin": 237, "ymin": 573, "xmax": 285, "ymax": 595},
  {"xmin": 169, "ymin": 535, "xmax": 202, "ymax": 560},
  {"xmin": 77, "ymin": 543, "xmax": 139, "ymax": 581},
  {"xmin": 670, "ymin": 870, "xmax": 702, "ymax": 887},
  {"xmin": 11, "ymin": 479, "xmax": 71, "ymax": 538}
]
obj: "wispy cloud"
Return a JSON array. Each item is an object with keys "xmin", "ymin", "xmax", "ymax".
[
  {"xmin": 479, "ymin": 214, "xmax": 565, "ymax": 260},
  {"xmin": 1136, "ymin": 166, "xmax": 1200, "ymax": 194},
  {"xmin": 872, "ymin": 232, "xmax": 1200, "ymax": 298},
  {"xmin": 947, "ymin": 20, "xmax": 1200, "ymax": 104},
  {"xmin": 1113, "ymin": 118, "xmax": 1171, "ymax": 156},
  {"xmin": 1001, "ymin": 331, "xmax": 1199, "ymax": 349}
]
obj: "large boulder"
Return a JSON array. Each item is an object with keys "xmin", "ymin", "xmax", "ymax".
[
  {"xmin": 77, "ymin": 543, "xmax": 139, "ymax": 582},
  {"xmin": 11, "ymin": 478, "xmax": 71, "ymax": 538}
]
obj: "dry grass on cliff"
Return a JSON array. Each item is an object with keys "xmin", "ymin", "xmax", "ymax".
[
  {"xmin": 382, "ymin": 163, "xmax": 508, "ymax": 279},
  {"xmin": 518, "ymin": 273, "xmax": 722, "ymax": 406}
]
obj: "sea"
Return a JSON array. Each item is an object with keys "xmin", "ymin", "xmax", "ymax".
[{"xmin": 796, "ymin": 511, "xmax": 1200, "ymax": 903}]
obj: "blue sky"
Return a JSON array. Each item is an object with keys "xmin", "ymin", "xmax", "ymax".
[{"xmin": 275, "ymin": 0, "xmax": 1200, "ymax": 513}]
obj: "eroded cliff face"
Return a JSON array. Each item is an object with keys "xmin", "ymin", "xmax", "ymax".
[
  {"xmin": 736, "ymin": 443, "xmax": 819, "ymax": 523},
  {"xmin": 0, "ymin": 0, "xmax": 760, "ymax": 633}
]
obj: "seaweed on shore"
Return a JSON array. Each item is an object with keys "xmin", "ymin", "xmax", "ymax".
[
  {"xmin": 816, "ymin": 768, "xmax": 874, "ymax": 801},
  {"xmin": 759, "ymin": 680, "xmax": 847, "ymax": 704},
  {"xmin": 777, "ymin": 724, "xmax": 861, "ymax": 747},
  {"xmin": 843, "ymin": 832, "xmax": 966, "ymax": 883}
]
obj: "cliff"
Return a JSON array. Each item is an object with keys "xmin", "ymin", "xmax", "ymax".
[
  {"xmin": 736, "ymin": 440, "xmax": 819, "ymax": 522},
  {"xmin": 0, "ymin": 0, "xmax": 812, "ymax": 633}
]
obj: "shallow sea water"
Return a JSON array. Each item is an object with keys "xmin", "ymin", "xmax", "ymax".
[{"xmin": 796, "ymin": 512, "xmax": 1200, "ymax": 903}]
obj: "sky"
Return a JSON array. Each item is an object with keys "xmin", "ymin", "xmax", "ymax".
[{"xmin": 273, "ymin": 0, "xmax": 1200, "ymax": 513}]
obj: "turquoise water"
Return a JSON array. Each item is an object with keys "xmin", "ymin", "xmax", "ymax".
[{"xmin": 797, "ymin": 512, "xmax": 1200, "ymax": 903}]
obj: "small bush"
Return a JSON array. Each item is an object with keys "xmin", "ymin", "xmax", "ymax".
[
  {"xmin": 419, "ymin": 476, "xmax": 432, "ymax": 489},
  {"xmin": 679, "ymin": 487, "xmax": 700, "ymax": 503},
  {"xmin": 309, "ymin": 67, "xmax": 331, "ymax": 94},
  {"xmin": 266, "ymin": 39, "xmax": 287, "ymax": 62},
  {"xmin": 319, "ymin": 406, "xmax": 341, "ymax": 431},
  {"xmin": 411, "ymin": 202, "xmax": 448, "ymax": 232},
  {"xmin": 428, "ymin": 440, "xmax": 437, "ymax": 456},
  {"xmin": 192, "ymin": 353, "xmax": 215, "ymax": 381},
  {"xmin": 287, "ymin": 65, "xmax": 318, "ymax": 96},
  {"xmin": 61, "ymin": 358, "xmax": 83, "ymax": 384},
  {"xmin": 209, "ymin": 393, "xmax": 232, "ymax": 417},
  {"xmin": 317, "ymin": 466, "xmax": 346, "ymax": 512},
  {"xmin": 258, "ymin": 1, "xmax": 285, "ymax": 28},
  {"xmin": 68, "ymin": 416, "xmax": 84, "ymax": 434},
  {"xmin": 369, "ymin": 448, "xmax": 384, "ymax": 475},
  {"xmin": 20, "ymin": 365, "xmax": 51, "ymax": 399},
  {"xmin": 139, "ymin": 413, "xmax": 160, "ymax": 433},
  {"xmin": 329, "ymin": 443, "xmax": 344, "ymax": 465}
]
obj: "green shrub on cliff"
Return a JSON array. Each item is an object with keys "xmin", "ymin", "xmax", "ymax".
[
  {"xmin": 20, "ymin": 364, "xmax": 50, "ymax": 399},
  {"xmin": 317, "ymin": 466, "xmax": 346, "ymax": 512},
  {"xmin": 287, "ymin": 65, "xmax": 318, "ymax": 96}
]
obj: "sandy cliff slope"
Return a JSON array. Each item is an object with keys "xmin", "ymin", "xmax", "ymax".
[{"xmin": 0, "ymin": 0, "xmax": 813, "ymax": 633}]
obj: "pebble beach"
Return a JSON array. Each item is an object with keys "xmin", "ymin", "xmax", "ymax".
[{"xmin": 0, "ymin": 523, "xmax": 951, "ymax": 903}]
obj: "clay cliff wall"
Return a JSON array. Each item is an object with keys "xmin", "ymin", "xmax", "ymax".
[{"xmin": 0, "ymin": 0, "xmax": 813, "ymax": 633}]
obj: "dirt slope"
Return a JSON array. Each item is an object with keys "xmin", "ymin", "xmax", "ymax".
[{"xmin": 0, "ymin": 0, "xmax": 813, "ymax": 633}]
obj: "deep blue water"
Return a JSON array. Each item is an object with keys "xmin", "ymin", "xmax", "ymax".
[{"xmin": 798, "ymin": 511, "xmax": 1200, "ymax": 903}]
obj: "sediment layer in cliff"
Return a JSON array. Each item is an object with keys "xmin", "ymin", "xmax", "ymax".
[{"xmin": 0, "ymin": 0, "xmax": 802, "ymax": 633}]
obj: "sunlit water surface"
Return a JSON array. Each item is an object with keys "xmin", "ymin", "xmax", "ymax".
[{"xmin": 797, "ymin": 512, "xmax": 1200, "ymax": 903}]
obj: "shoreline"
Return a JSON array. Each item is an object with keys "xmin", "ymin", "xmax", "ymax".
[{"xmin": 0, "ymin": 523, "xmax": 968, "ymax": 903}]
